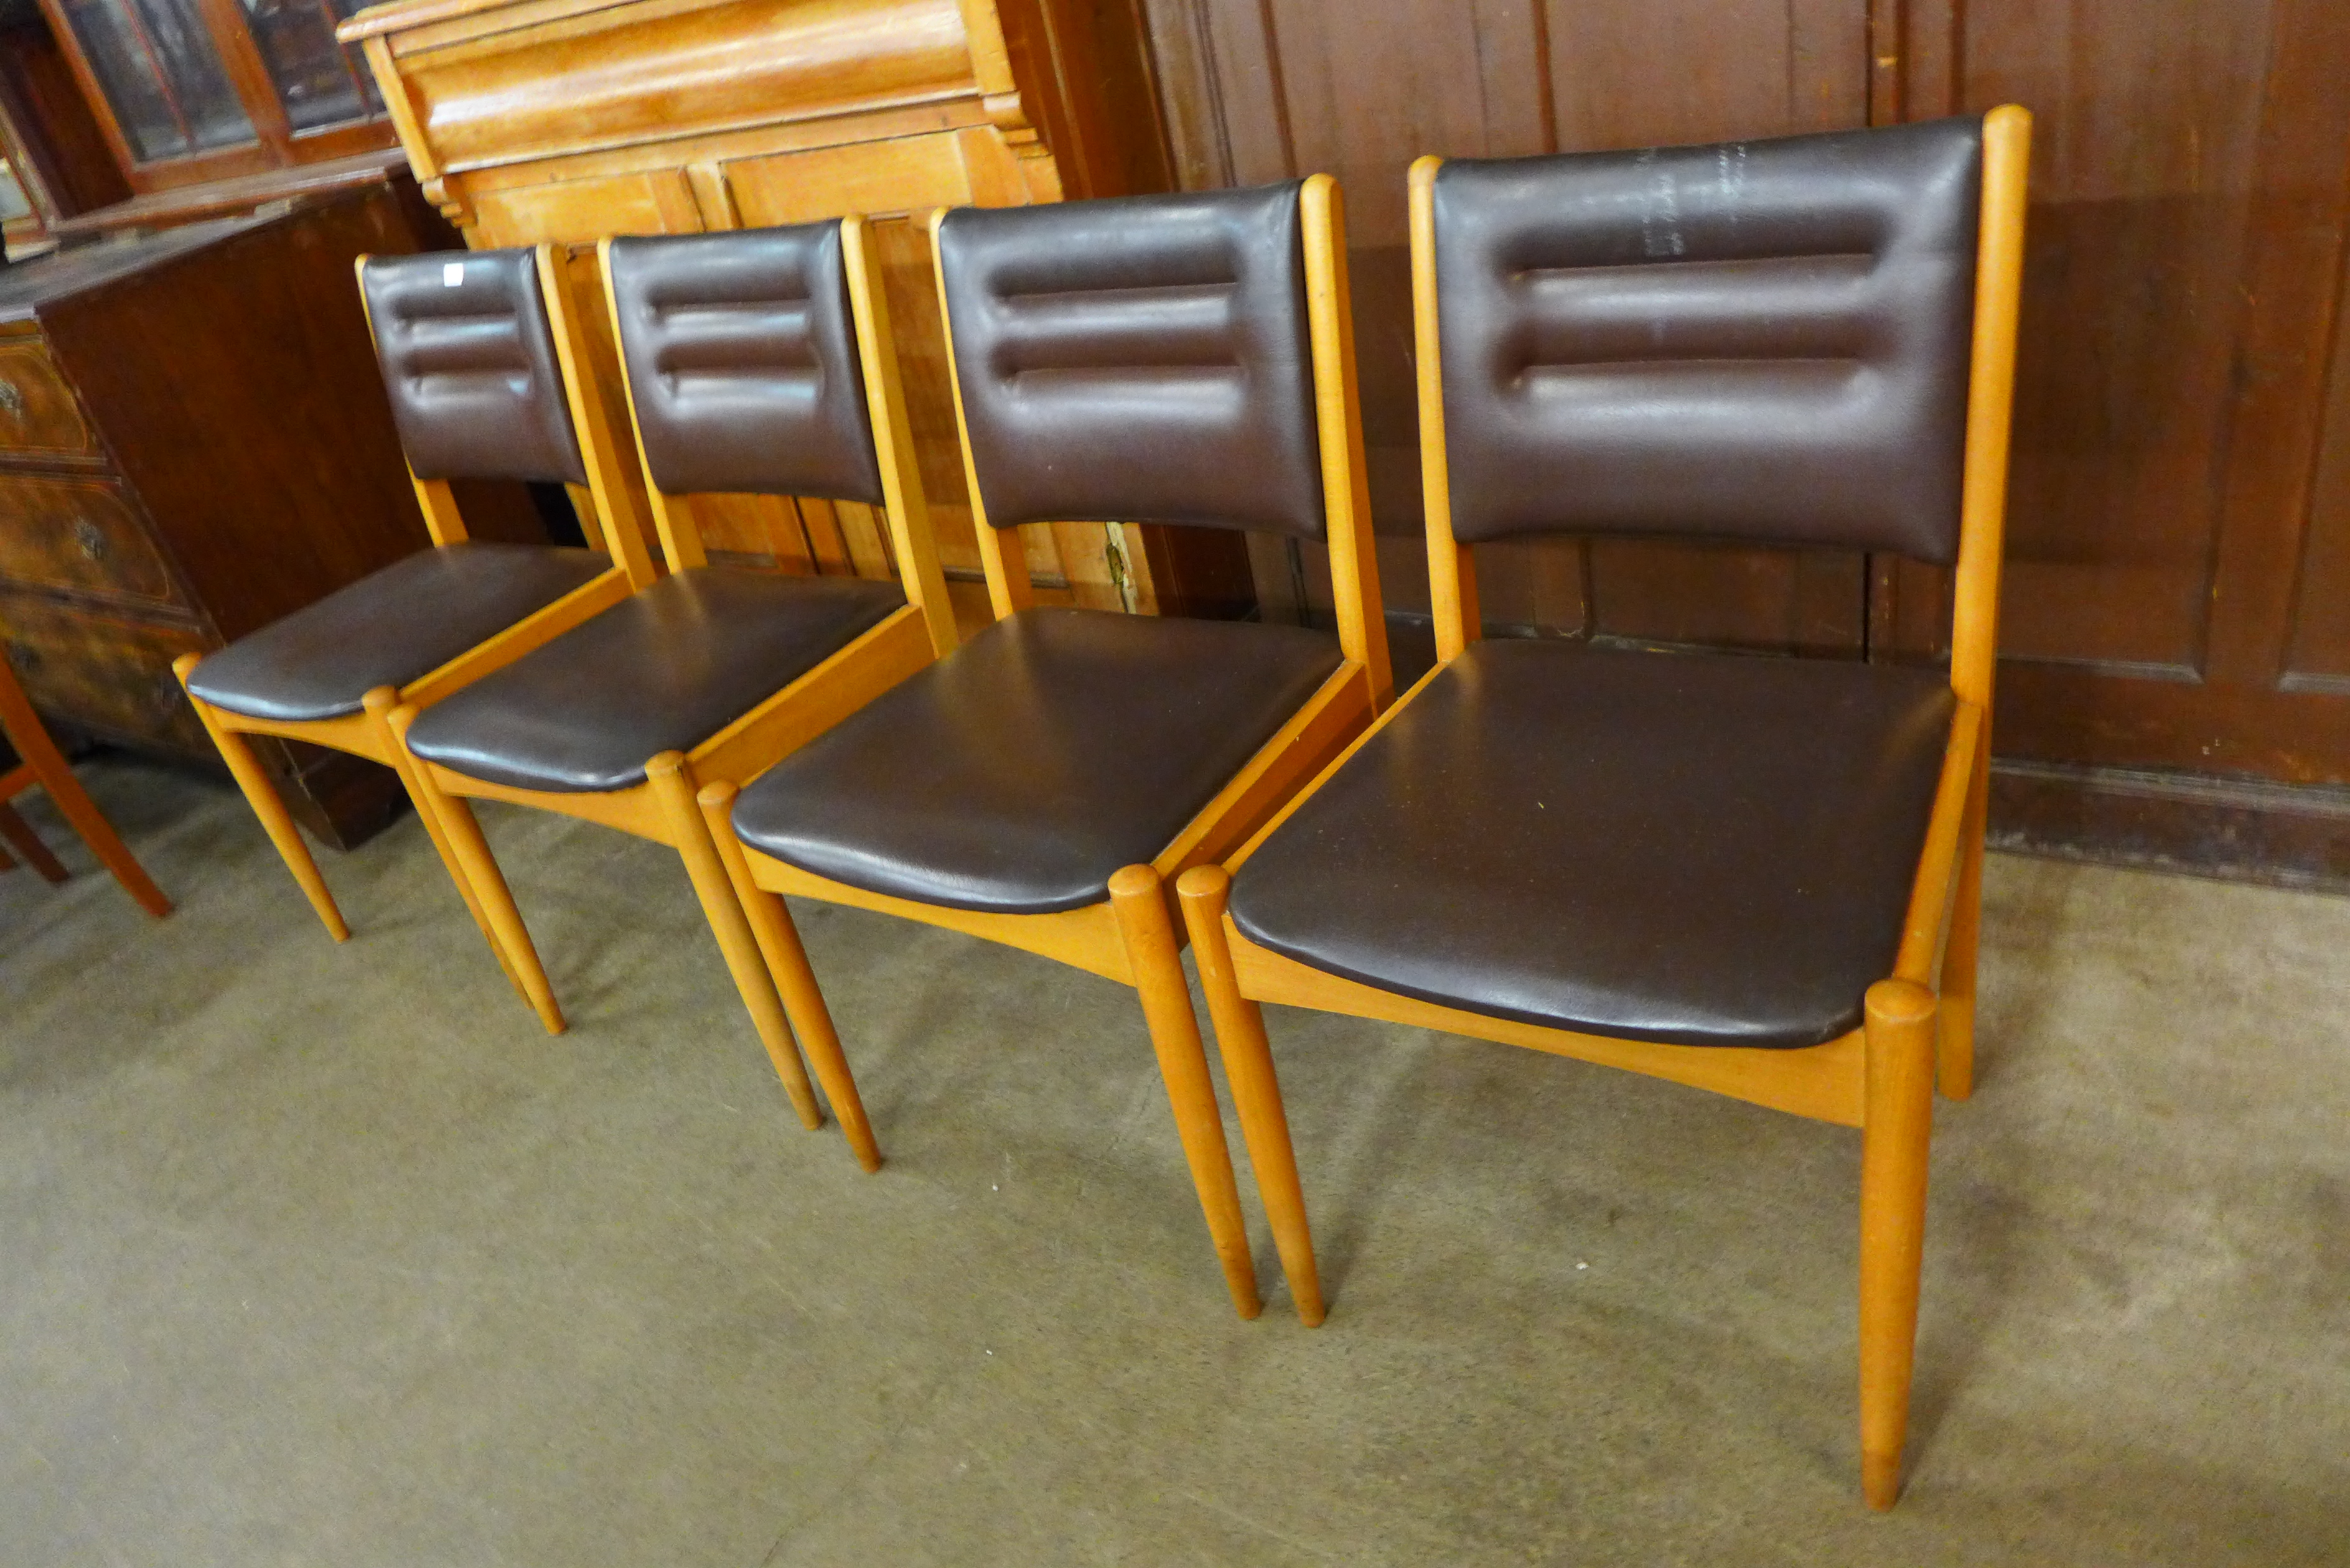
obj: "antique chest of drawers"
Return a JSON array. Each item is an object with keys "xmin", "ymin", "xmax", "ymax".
[{"xmin": 0, "ymin": 180, "xmax": 531, "ymax": 847}]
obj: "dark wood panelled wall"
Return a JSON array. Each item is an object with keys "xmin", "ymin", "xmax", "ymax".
[{"xmin": 1138, "ymin": 0, "xmax": 2350, "ymax": 883}]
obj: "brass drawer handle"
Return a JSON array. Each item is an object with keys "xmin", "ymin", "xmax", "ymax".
[
  {"xmin": 73, "ymin": 518, "xmax": 107, "ymax": 561},
  {"xmin": 0, "ymin": 380, "xmax": 22, "ymax": 419}
]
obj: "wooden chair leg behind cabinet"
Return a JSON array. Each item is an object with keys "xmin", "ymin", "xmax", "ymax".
[
  {"xmin": 0, "ymin": 800, "xmax": 70, "ymax": 884},
  {"xmin": 2, "ymin": 659, "xmax": 170, "ymax": 917}
]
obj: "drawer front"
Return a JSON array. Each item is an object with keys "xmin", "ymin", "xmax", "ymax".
[
  {"xmin": 0, "ymin": 334, "xmax": 101, "ymax": 464},
  {"xmin": 0, "ymin": 590, "xmax": 213, "ymax": 757},
  {"xmin": 0, "ymin": 473, "xmax": 185, "ymax": 607}
]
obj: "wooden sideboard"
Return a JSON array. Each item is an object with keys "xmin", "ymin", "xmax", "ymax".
[
  {"xmin": 0, "ymin": 180, "xmax": 540, "ymax": 848},
  {"xmin": 341, "ymin": 0, "xmax": 1252, "ymax": 619}
]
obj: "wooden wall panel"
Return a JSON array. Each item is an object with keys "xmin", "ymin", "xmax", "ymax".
[{"xmin": 1964, "ymin": 0, "xmax": 2350, "ymax": 785}]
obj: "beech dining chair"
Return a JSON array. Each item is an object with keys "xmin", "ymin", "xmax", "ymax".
[
  {"xmin": 695, "ymin": 179, "xmax": 1392, "ymax": 1317},
  {"xmin": 1173, "ymin": 110, "xmax": 2031, "ymax": 1506},
  {"xmin": 176, "ymin": 245, "xmax": 656, "ymax": 996},
  {"xmin": 392, "ymin": 218, "xmax": 957, "ymax": 1116}
]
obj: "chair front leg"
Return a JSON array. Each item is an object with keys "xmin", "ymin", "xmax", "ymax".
[
  {"xmin": 179, "ymin": 658, "xmax": 329, "ymax": 933},
  {"xmin": 1174, "ymin": 865, "xmax": 1325, "ymax": 1327},
  {"xmin": 648, "ymin": 754, "xmax": 824, "ymax": 1132},
  {"xmin": 696, "ymin": 780, "xmax": 881, "ymax": 1170},
  {"xmin": 1860, "ymin": 977, "xmax": 1937, "ymax": 1510},
  {"xmin": 386, "ymin": 704, "xmax": 565, "ymax": 1036},
  {"xmin": 364, "ymin": 689, "xmax": 529, "ymax": 1005},
  {"xmin": 1108, "ymin": 864, "xmax": 1263, "ymax": 1320}
]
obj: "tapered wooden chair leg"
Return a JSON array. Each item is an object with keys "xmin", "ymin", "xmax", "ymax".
[
  {"xmin": 0, "ymin": 801, "xmax": 68, "ymax": 884},
  {"xmin": 362, "ymin": 691, "xmax": 528, "ymax": 1004},
  {"xmin": 1177, "ymin": 865, "xmax": 1325, "ymax": 1327},
  {"xmin": 698, "ymin": 781, "xmax": 880, "ymax": 1169},
  {"xmin": 1938, "ymin": 750, "xmax": 1989, "ymax": 1101},
  {"xmin": 176, "ymin": 658, "xmax": 331, "ymax": 931},
  {"xmin": 388, "ymin": 704, "xmax": 566, "ymax": 1035},
  {"xmin": 1108, "ymin": 864, "xmax": 1263, "ymax": 1320},
  {"xmin": 650, "ymin": 756, "xmax": 825, "ymax": 1131},
  {"xmin": 1860, "ymin": 977, "xmax": 1937, "ymax": 1510}
]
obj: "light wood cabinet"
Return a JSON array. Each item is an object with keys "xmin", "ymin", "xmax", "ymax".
[{"xmin": 340, "ymin": 0, "xmax": 1253, "ymax": 618}]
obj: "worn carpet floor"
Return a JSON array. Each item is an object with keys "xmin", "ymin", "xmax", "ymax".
[{"xmin": 2, "ymin": 755, "xmax": 2344, "ymax": 1566}]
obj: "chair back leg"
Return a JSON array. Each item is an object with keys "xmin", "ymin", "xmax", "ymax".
[
  {"xmin": 1937, "ymin": 750, "xmax": 1991, "ymax": 1099},
  {"xmin": 1109, "ymin": 864, "xmax": 1264, "ymax": 1322},
  {"xmin": 1859, "ymin": 976, "xmax": 1938, "ymax": 1508}
]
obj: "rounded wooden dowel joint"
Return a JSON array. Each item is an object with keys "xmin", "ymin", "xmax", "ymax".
[
  {"xmin": 359, "ymin": 685, "xmax": 398, "ymax": 718},
  {"xmin": 1105, "ymin": 863, "xmax": 1162, "ymax": 902},
  {"xmin": 1866, "ymin": 978, "xmax": 1937, "ymax": 1030},
  {"xmin": 697, "ymin": 778, "xmax": 738, "ymax": 812},
  {"xmin": 1175, "ymin": 863, "xmax": 1230, "ymax": 903},
  {"xmin": 645, "ymin": 749, "xmax": 688, "ymax": 783}
]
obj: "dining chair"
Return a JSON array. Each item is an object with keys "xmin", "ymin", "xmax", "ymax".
[
  {"xmin": 391, "ymin": 218, "xmax": 958, "ymax": 1118},
  {"xmin": 176, "ymin": 245, "xmax": 656, "ymax": 1004},
  {"xmin": 693, "ymin": 179, "xmax": 1392, "ymax": 1317},
  {"xmin": 0, "ymin": 661, "xmax": 170, "ymax": 915},
  {"xmin": 1173, "ymin": 109, "xmax": 2031, "ymax": 1506}
]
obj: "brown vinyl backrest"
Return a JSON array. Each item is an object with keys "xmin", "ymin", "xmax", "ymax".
[
  {"xmin": 360, "ymin": 248, "xmax": 588, "ymax": 487},
  {"xmin": 934, "ymin": 182, "xmax": 1327, "ymax": 539},
  {"xmin": 602, "ymin": 223, "xmax": 886, "ymax": 503},
  {"xmin": 1432, "ymin": 116, "xmax": 1983, "ymax": 564}
]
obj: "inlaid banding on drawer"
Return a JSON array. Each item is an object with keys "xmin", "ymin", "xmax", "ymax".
[
  {"xmin": 0, "ymin": 474, "xmax": 185, "ymax": 608},
  {"xmin": 0, "ymin": 337, "xmax": 100, "ymax": 462}
]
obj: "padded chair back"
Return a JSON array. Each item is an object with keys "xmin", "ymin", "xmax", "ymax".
[
  {"xmin": 361, "ymin": 248, "xmax": 588, "ymax": 487},
  {"xmin": 602, "ymin": 224, "xmax": 887, "ymax": 505},
  {"xmin": 1430, "ymin": 116, "xmax": 1983, "ymax": 564},
  {"xmin": 935, "ymin": 182, "xmax": 1327, "ymax": 540}
]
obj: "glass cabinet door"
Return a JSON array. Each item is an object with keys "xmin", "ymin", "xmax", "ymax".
[
  {"xmin": 53, "ymin": 0, "xmax": 258, "ymax": 162},
  {"xmin": 238, "ymin": 0, "xmax": 380, "ymax": 134}
]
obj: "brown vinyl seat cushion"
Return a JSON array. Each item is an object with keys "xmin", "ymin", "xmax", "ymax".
[
  {"xmin": 1228, "ymin": 640, "xmax": 1956, "ymax": 1050},
  {"xmin": 185, "ymin": 543, "xmax": 607, "ymax": 724},
  {"xmin": 729, "ymin": 607, "xmax": 1344, "ymax": 915},
  {"xmin": 403, "ymin": 566, "xmax": 902, "ymax": 794}
]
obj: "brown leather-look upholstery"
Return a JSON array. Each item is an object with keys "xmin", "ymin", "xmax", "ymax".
[
  {"xmin": 1228, "ymin": 640, "xmax": 1954, "ymax": 1049},
  {"xmin": 604, "ymin": 225, "xmax": 886, "ymax": 503},
  {"xmin": 1433, "ymin": 116, "xmax": 1982, "ymax": 563},
  {"xmin": 731, "ymin": 608, "xmax": 1342, "ymax": 915},
  {"xmin": 360, "ymin": 249, "xmax": 588, "ymax": 485},
  {"xmin": 935, "ymin": 183, "xmax": 1327, "ymax": 539},
  {"xmin": 403, "ymin": 567, "xmax": 902, "ymax": 793},
  {"xmin": 185, "ymin": 544, "xmax": 606, "ymax": 722}
]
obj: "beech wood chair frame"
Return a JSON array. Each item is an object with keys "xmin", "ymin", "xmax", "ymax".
[
  {"xmin": 174, "ymin": 245, "xmax": 656, "ymax": 996},
  {"xmin": 0, "ymin": 656, "xmax": 171, "ymax": 915},
  {"xmin": 1173, "ymin": 108, "xmax": 2032, "ymax": 1507},
  {"xmin": 394, "ymin": 219, "xmax": 959, "ymax": 1125},
  {"xmin": 695, "ymin": 176, "xmax": 1393, "ymax": 1319}
]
